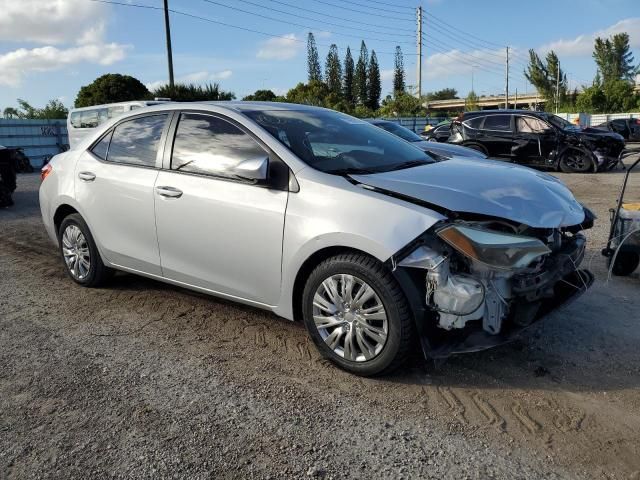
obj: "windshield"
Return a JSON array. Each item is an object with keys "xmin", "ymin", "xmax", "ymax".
[
  {"xmin": 244, "ymin": 109, "xmax": 433, "ymax": 174},
  {"xmin": 374, "ymin": 121, "xmax": 423, "ymax": 142},
  {"xmin": 544, "ymin": 114, "xmax": 575, "ymax": 130}
]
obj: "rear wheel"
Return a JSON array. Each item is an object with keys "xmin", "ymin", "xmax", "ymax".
[
  {"xmin": 559, "ymin": 150, "xmax": 593, "ymax": 173},
  {"xmin": 58, "ymin": 213, "xmax": 112, "ymax": 287},
  {"xmin": 609, "ymin": 251, "xmax": 640, "ymax": 276},
  {"xmin": 302, "ymin": 253, "xmax": 414, "ymax": 376}
]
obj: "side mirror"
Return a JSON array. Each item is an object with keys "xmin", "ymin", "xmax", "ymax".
[{"xmin": 231, "ymin": 156, "xmax": 269, "ymax": 182}]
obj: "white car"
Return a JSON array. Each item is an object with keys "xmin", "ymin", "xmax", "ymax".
[{"xmin": 40, "ymin": 102, "xmax": 594, "ymax": 376}]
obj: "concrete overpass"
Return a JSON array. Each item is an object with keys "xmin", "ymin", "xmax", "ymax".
[{"xmin": 424, "ymin": 93, "xmax": 545, "ymax": 111}]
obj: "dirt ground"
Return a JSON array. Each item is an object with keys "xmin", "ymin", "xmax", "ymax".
[{"xmin": 1, "ymin": 169, "xmax": 639, "ymax": 479}]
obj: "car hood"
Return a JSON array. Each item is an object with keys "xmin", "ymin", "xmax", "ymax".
[
  {"xmin": 568, "ymin": 127, "xmax": 624, "ymax": 143},
  {"xmin": 413, "ymin": 140, "xmax": 487, "ymax": 159},
  {"xmin": 350, "ymin": 158, "xmax": 585, "ymax": 228}
]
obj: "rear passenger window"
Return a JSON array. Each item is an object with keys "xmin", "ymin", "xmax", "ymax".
[
  {"xmin": 464, "ymin": 117, "xmax": 484, "ymax": 129},
  {"xmin": 70, "ymin": 112, "xmax": 82, "ymax": 128},
  {"xmin": 483, "ymin": 115, "xmax": 512, "ymax": 131},
  {"xmin": 171, "ymin": 113, "xmax": 267, "ymax": 178},
  {"xmin": 106, "ymin": 114, "xmax": 167, "ymax": 167},
  {"xmin": 91, "ymin": 130, "xmax": 112, "ymax": 160},
  {"xmin": 81, "ymin": 110, "xmax": 99, "ymax": 128}
]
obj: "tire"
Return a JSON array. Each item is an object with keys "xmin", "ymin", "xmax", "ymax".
[
  {"xmin": 559, "ymin": 150, "xmax": 593, "ymax": 173},
  {"xmin": 609, "ymin": 251, "xmax": 640, "ymax": 276},
  {"xmin": 302, "ymin": 253, "xmax": 414, "ymax": 376},
  {"xmin": 58, "ymin": 213, "xmax": 112, "ymax": 287}
]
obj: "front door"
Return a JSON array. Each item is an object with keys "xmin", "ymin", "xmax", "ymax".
[
  {"xmin": 154, "ymin": 112, "xmax": 288, "ymax": 306},
  {"xmin": 512, "ymin": 115, "xmax": 558, "ymax": 167},
  {"xmin": 74, "ymin": 113, "xmax": 169, "ymax": 275}
]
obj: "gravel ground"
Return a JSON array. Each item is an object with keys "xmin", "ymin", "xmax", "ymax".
[{"xmin": 1, "ymin": 169, "xmax": 639, "ymax": 479}]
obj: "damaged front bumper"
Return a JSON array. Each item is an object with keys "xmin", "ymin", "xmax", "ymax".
[{"xmin": 390, "ymin": 223, "xmax": 594, "ymax": 360}]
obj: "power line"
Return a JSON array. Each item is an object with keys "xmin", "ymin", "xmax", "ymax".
[
  {"xmin": 362, "ymin": 0, "xmax": 414, "ymax": 10},
  {"xmin": 235, "ymin": 0, "xmax": 414, "ymax": 38},
  {"xmin": 201, "ymin": 0, "xmax": 415, "ymax": 44},
  {"xmin": 308, "ymin": 0, "xmax": 414, "ymax": 21},
  {"xmin": 424, "ymin": 44, "xmax": 505, "ymax": 78},
  {"xmin": 422, "ymin": 33, "xmax": 506, "ymax": 68},
  {"xmin": 87, "ymin": 0, "xmax": 416, "ymax": 56},
  {"xmin": 263, "ymin": 0, "xmax": 414, "ymax": 33},
  {"xmin": 329, "ymin": 0, "xmax": 415, "ymax": 16},
  {"xmin": 423, "ymin": 11, "xmax": 505, "ymax": 49},
  {"xmin": 425, "ymin": 20, "xmax": 506, "ymax": 60}
]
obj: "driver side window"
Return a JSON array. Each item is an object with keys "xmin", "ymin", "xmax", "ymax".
[{"xmin": 171, "ymin": 113, "xmax": 267, "ymax": 178}]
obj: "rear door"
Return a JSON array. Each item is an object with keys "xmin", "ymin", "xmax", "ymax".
[
  {"xmin": 74, "ymin": 113, "xmax": 170, "ymax": 275},
  {"xmin": 153, "ymin": 111, "xmax": 289, "ymax": 306},
  {"xmin": 478, "ymin": 114, "xmax": 514, "ymax": 158}
]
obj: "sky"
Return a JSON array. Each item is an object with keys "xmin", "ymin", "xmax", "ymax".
[{"xmin": 0, "ymin": 0, "xmax": 639, "ymax": 110}]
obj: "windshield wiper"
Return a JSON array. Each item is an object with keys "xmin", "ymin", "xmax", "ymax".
[
  {"xmin": 388, "ymin": 159, "xmax": 431, "ymax": 171},
  {"xmin": 326, "ymin": 167, "xmax": 380, "ymax": 175}
]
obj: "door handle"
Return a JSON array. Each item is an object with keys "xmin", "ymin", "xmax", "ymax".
[
  {"xmin": 155, "ymin": 186, "xmax": 183, "ymax": 198},
  {"xmin": 78, "ymin": 171, "xmax": 96, "ymax": 182}
]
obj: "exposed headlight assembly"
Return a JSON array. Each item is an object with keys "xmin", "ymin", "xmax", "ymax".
[{"xmin": 437, "ymin": 225, "xmax": 550, "ymax": 270}]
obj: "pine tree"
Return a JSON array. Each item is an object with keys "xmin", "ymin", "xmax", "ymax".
[
  {"xmin": 307, "ymin": 32, "xmax": 322, "ymax": 82},
  {"xmin": 367, "ymin": 50, "xmax": 381, "ymax": 110},
  {"xmin": 325, "ymin": 44, "xmax": 342, "ymax": 97},
  {"xmin": 354, "ymin": 41, "xmax": 368, "ymax": 105},
  {"xmin": 593, "ymin": 33, "xmax": 638, "ymax": 84},
  {"xmin": 343, "ymin": 47, "xmax": 355, "ymax": 107},
  {"xmin": 524, "ymin": 49, "xmax": 567, "ymax": 107},
  {"xmin": 393, "ymin": 46, "xmax": 405, "ymax": 96}
]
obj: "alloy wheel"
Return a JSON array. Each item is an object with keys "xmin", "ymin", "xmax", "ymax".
[
  {"xmin": 312, "ymin": 274, "xmax": 388, "ymax": 362},
  {"xmin": 62, "ymin": 224, "xmax": 91, "ymax": 280}
]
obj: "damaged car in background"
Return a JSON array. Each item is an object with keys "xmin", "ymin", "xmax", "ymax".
[
  {"xmin": 40, "ymin": 102, "xmax": 593, "ymax": 377},
  {"xmin": 449, "ymin": 110, "xmax": 625, "ymax": 172}
]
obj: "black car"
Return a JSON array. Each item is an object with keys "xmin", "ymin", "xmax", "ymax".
[
  {"xmin": 368, "ymin": 119, "xmax": 487, "ymax": 160},
  {"xmin": 594, "ymin": 118, "xmax": 640, "ymax": 142},
  {"xmin": 449, "ymin": 110, "xmax": 625, "ymax": 173},
  {"xmin": 419, "ymin": 122, "xmax": 451, "ymax": 142}
]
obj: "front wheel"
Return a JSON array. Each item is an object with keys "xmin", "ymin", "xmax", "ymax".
[
  {"xmin": 302, "ymin": 254, "xmax": 414, "ymax": 376},
  {"xmin": 559, "ymin": 150, "xmax": 593, "ymax": 173}
]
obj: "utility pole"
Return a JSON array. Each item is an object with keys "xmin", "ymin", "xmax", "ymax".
[
  {"xmin": 504, "ymin": 46, "xmax": 509, "ymax": 109},
  {"xmin": 163, "ymin": 0, "xmax": 175, "ymax": 88},
  {"xmin": 514, "ymin": 88, "xmax": 517, "ymax": 109},
  {"xmin": 555, "ymin": 60, "xmax": 560, "ymax": 114},
  {"xmin": 471, "ymin": 65, "xmax": 476, "ymax": 93},
  {"xmin": 416, "ymin": 6, "xmax": 422, "ymax": 99}
]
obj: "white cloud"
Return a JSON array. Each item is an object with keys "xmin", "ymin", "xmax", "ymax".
[
  {"xmin": 423, "ymin": 48, "xmax": 508, "ymax": 80},
  {"xmin": 257, "ymin": 34, "xmax": 302, "ymax": 61},
  {"xmin": 0, "ymin": 43, "xmax": 129, "ymax": 87},
  {"xmin": 145, "ymin": 70, "xmax": 234, "ymax": 90},
  {"xmin": 538, "ymin": 17, "xmax": 640, "ymax": 57},
  {"xmin": 0, "ymin": 0, "xmax": 109, "ymax": 45},
  {"xmin": 0, "ymin": 0, "xmax": 129, "ymax": 86}
]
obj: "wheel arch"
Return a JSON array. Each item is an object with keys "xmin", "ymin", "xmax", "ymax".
[
  {"xmin": 290, "ymin": 246, "xmax": 378, "ymax": 323},
  {"xmin": 53, "ymin": 203, "xmax": 80, "ymax": 234}
]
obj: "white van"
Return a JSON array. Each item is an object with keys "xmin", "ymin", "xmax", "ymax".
[{"xmin": 67, "ymin": 100, "xmax": 170, "ymax": 148}]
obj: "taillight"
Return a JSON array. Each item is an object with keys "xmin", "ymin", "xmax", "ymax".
[{"xmin": 41, "ymin": 163, "xmax": 52, "ymax": 181}]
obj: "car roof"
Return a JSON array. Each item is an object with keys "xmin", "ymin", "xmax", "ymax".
[
  {"xmin": 204, "ymin": 101, "xmax": 329, "ymax": 113},
  {"xmin": 463, "ymin": 109, "xmax": 545, "ymax": 118}
]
